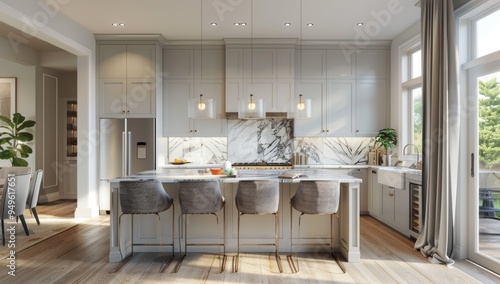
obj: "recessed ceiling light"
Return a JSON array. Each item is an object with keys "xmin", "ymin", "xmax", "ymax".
[
  {"xmin": 211, "ymin": 22, "xmax": 217, "ymax": 26},
  {"xmin": 306, "ymin": 23, "xmax": 313, "ymax": 27},
  {"xmin": 234, "ymin": 22, "xmax": 240, "ymax": 26},
  {"xmin": 240, "ymin": 22, "xmax": 247, "ymax": 26},
  {"xmin": 357, "ymin": 22, "xmax": 364, "ymax": 26},
  {"xmin": 234, "ymin": 22, "xmax": 247, "ymax": 26},
  {"xmin": 112, "ymin": 23, "xmax": 126, "ymax": 27},
  {"xmin": 284, "ymin": 22, "xmax": 292, "ymax": 26}
]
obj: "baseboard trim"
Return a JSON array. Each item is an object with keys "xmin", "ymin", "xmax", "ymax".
[{"xmin": 38, "ymin": 192, "xmax": 61, "ymax": 204}]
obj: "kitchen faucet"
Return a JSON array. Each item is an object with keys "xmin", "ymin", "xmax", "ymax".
[{"xmin": 403, "ymin": 144, "xmax": 421, "ymax": 169}]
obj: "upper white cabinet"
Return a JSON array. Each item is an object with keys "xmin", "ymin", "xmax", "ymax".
[
  {"xmin": 98, "ymin": 44, "xmax": 157, "ymax": 118},
  {"xmin": 163, "ymin": 48, "xmax": 226, "ymax": 137},
  {"xmin": 225, "ymin": 46, "xmax": 295, "ymax": 112},
  {"xmin": 294, "ymin": 48, "xmax": 388, "ymax": 137}
]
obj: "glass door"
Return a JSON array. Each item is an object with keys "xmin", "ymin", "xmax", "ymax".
[{"xmin": 468, "ymin": 64, "xmax": 500, "ymax": 273}]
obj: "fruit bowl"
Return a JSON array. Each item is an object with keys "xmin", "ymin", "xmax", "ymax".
[{"xmin": 209, "ymin": 168, "xmax": 223, "ymax": 175}]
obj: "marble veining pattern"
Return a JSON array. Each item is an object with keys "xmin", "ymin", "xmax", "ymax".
[
  {"xmin": 228, "ymin": 119, "xmax": 293, "ymax": 163},
  {"xmin": 295, "ymin": 137, "xmax": 373, "ymax": 165},
  {"xmin": 168, "ymin": 137, "xmax": 227, "ymax": 164}
]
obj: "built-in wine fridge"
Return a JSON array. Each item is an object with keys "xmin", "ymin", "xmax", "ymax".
[{"xmin": 407, "ymin": 174, "xmax": 423, "ymax": 240}]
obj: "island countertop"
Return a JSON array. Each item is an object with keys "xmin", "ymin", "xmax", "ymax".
[{"xmin": 111, "ymin": 168, "xmax": 363, "ymax": 183}]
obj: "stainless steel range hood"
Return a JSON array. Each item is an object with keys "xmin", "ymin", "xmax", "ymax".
[{"xmin": 225, "ymin": 112, "xmax": 289, "ymax": 119}]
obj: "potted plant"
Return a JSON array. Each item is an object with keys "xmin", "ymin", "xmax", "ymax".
[
  {"xmin": 375, "ymin": 128, "xmax": 397, "ymax": 166},
  {"xmin": 0, "ymin": 113, "xmax": 36, "ymax": 166}
]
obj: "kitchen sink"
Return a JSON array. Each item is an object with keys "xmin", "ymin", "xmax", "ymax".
[{"xmin": 377, "ymin": 167, "xmax": 411, "ymax": 188}]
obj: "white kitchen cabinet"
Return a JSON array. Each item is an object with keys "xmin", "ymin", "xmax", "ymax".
[
  {"xmin": 368, "ymin": 168, "xmax": 383, "ymax": 219},
  {"xmin": 394, "ymin": 183, "xmax": 409, "ymax": 234},
  {"xmin": 300, "ymin": 49, "xmax": 327, "ymax": 79},
  {"xmin": 349, "ymin": 168, "xmax": 368, "ymax": 214},
  {"xmin": 98, "ymin": 44, "xmax": 157, "ymax": 118},
  {"xmin": 225, "ymin": 47, "xmax": 294, "ymax": 112},
  {"xmin": 382, "ymin": 185, "xmax": 396, "ymax": 224},
  {"xmin": 355, "ymin": 80, "xmax": 387, "ymax": 136},
  {"xmin": 294, "ymin": 79, "xmax": 354, "ymax": 137},
  {"xmin": 356, "ymin": 49, "xmax": 387, "ymax": 79},
  {"xmin": 327, "ymin": 50, "xmax": 355, "ymax": 79},
  {"xmin": 163, "ymin": 48, "xmax": 226, "ymax": 137}
]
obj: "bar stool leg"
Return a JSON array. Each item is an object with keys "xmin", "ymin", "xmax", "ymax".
[
  {"xmin": 173, "ymin": 213, "xmax": 186, "ymax": 273},
  {"xmin": 159, "ymin": 205, "xmax": 176, "ymax": 273},
  {"xmin": 275, "ymin": 213, "xmax": 283, "ymax": 273},
  {"xmin": 287, "ymin": 203, "xmax": 298, "ymax": 273}
]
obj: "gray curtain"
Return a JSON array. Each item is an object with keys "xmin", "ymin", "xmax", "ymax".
[{"xmin": 415, "ymin": 0, "xmax": 460, "ymax": 265}]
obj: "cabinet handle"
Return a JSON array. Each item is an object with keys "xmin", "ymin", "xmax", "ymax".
[
  {"xmin": 194, "ymin": 129, "xmax": 197, "ymax": 132},
  {"xmin": 389, "ymin": 193, "xmax": 394, "ymax": 197},
  {"xmin": 356, "ymin": 130, "xmax": 359, "ymax": 132},
  {"xmin": 372, "ymin": 170, "xmax": 377, "ymax": 174},
  {"xmin": 326, "ymin": 129, "xmax": 329, "ymax": 132},
  {"xmin": 189, "ymin": 130, "xmax": 193, "ymax": 132},
  {"xmin": 471, "ymin": 153, "xmax": 474, "ymax": 177}
]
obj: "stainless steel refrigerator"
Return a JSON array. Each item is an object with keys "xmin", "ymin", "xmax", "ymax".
[{"xmin": 99, "ymin": 118, "xmax": 156, "ymax": 210}]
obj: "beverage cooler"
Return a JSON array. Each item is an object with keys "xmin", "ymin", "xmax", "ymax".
[{"xmin": 407, "ymin": 173, "xmax": 423, "ymax": 239}]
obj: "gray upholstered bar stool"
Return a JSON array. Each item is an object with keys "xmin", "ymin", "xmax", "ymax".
[
  {"xmin": 114, "ymin": 179, "xmax": 175, "ymax": 273},
  {"xmin": 287, "ymin": 180, "xmax": 345, "ymax": 273},
  {"xmin": 174, "ymin": 180, "xmax": 227, "ymax": 273},
  {"xmin": 234, "ymin": 180, "xmax": 282, "ymax": 273}
]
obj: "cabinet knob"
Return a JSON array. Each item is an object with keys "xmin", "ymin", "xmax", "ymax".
[
  {"xmin": 194, "ymin": 129, "xmax": 197, "ymax": 132},
  {"xmin": 326, "ymin": 130, "xmax": 329, "ymax": 132},
  {"xmin": 189, "ymin": 130, "xmax": 193, "ymax": 132},
  {"xmin": 372, "ymin": 170, "xmax": 377, "ymax": 174},
  {"xmin": 356, "ymin": 130, "xmax": 359, "ymax": 132},
  {"xmin": 389, "ymin": 193, "xmax": 394, "ymax": 197}
]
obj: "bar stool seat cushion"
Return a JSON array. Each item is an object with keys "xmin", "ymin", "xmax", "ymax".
[
  {"xmin": 236, "ymin": 180, "xmax": 279, "ymax": 214},
  {"xmin": 119, "ymin": 179, "xmax": 173, "ymax": 214},
  {"xmin": 291, "ymin": 181, "xmax": 340, "ymax": 214}
]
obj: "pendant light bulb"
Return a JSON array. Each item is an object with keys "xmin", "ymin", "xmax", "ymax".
[
  {"xmin": 197, "ymin": 94, "xmax": 206, "ymax": 110},
  {"xmin": 248, "ymin": 94, "xmax": 256, "ymax": 110},
  {"xmin": 297, "ymin": 94, "xmax": 305, "ymax": 110}
]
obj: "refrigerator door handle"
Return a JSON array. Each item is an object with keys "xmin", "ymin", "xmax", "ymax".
[
  {"xmin": 127, "ymin": 131, "xmax": 132, "ymax": 176},
  {"xmin": 122, "ymin": 131, "xmax": 127, "ymax": 176}
]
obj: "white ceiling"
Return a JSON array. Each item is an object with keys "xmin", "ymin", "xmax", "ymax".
[{"xmin": 54, "ymin": 0, "xmax": 421, "ymax": 41}]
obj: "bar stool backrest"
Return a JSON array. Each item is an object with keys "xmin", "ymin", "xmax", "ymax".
[
  {"xmin": 119, "ymin": 179, "xmax": 173, "ymax": 214},
  {"xmin": 236, "ymin": 180, "xmax": 279, "ymax": 214},
  {"xmin": 178, "ymin": 180, "xmax": 224, "ymax": 214},
  {"xmin": 291, "ymin": 181, "xmax": 340, "ymax": 214}
]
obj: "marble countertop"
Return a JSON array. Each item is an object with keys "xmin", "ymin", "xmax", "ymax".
[{"xmin": 112, "ymin": 168, "xmax": 362, "ymax": 183}]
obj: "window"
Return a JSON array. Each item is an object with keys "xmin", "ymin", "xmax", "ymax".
[
  {"xmin": 475, "ymin": 8, "xmax": 500, "ymax": 58},
  {"xmin": 401, "ymin": 47, "xmax": 423, "ymax": 154}
]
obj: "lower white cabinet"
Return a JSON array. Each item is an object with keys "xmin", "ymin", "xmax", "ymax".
[{"xmin": 368, "ymin": 167, "xmax": 410, "ymax": 237}]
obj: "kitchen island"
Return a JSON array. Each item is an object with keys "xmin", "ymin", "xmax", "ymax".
[{"xmin": 108, "ymin": 169, "xmax": 362, "ymax": 263}]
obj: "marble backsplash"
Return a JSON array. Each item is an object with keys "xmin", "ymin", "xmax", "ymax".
[{"xmin": 167, "ymin": 119, "xmax": 373, "ymax": 165}]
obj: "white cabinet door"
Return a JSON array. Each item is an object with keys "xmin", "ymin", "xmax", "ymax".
[
  {"xmin": 356, "ymin": 49, "xmax": 387, "ymax": 79},
  {"xmin": 244, "ymin": 79, "xmax": 276, "ymax": 112},
  {"xmin": 127, "ymin": 45, "xmax": 156, "ymax": 79},
  {"xmin": 326, "ymin": 80, "xmax": 354, "ymax": 136},
  {"xmin": 355, "ymin": 80, "xmax": 387, "ymax": 136},
  {"xmin": 163, "ymin": 80, "xmax": 192, "ymax": 136},
  {"xmin": 277, "ymin": 49, "xmax": 294, "ymax": 79},
  {"xmin": 193, "ymin": 80, "xmax": 227, "ymax": 137},
  {"xmin": 251, "ymin": 49, "xmax": 276, "ymax": 79},
  {"xmin": 225, "ymin": 79, "xmax": 243, "ymax": 112},
  {"xmin": 126, "ymin": 79, "xmax": 155, "ymax": 117},
  {"xmin": 99, "ymin": 45, "xmax": 126, "ymax": 79},
  {"xmin": 100, "ymin": 79, "xmax": 127, "ymax": 117},
  {"xmin": 294, "ymin": 80, "xmax": 326, "ymax": 136},
  {"xmin": 225, "ymin": 48, "xmax": 244, "ymax": 79},
  {"xmin": 382, "ymin": 185, "xmax": 395, "ymax": 224},
  {"xmin": 277, "ymin": 79, "xmax": 294, "ymax": 113},
  {"xmin": 368, "ymin": 168, "xmax": 383, "ymax": 219},
  {"xmin": 195, "ymin": 49, "xmax": 225, "ymax": 79},
  {"xmin": 164, "ymin": 49, "xmax": 194, "ymax": 79},
  {"xmin": 300, "ymin": 50, "xmax": 327, "ymax": 79},
  {"xmin": 394, "ymin": 185, "xmax": 410, "ymax": 235},
  {"xmin": 327, "ymin": 50, "xmax": 355, "ymax": 79},
  {"xmin": 349, "ymin": 169, "xmax": 368, "ymax": 214}
]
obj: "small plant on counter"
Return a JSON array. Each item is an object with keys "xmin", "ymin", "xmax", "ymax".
[
  {"xmin": 375, "ymin": 128, "xmax": 397, "ymax": 165},
  {"xmin": 0, "ymin": 113, "xmax": 36, "ymax": 166}
]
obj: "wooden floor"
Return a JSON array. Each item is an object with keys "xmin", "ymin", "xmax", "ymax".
[{"xmin": 1, "ymin": 201, "xmax": 499, "ymax": 284}]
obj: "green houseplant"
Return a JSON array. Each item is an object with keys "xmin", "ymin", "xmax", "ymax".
[
  {"xmin": 375, "ymin": 128, "xmax": 397, "ymax": 166},
  {"xmin": 0, "ymin": 113, "xmax": 36, "ymax": 166}
]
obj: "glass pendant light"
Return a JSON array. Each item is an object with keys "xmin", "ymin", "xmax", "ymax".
[
  {"xmin": 288, "ymin": 0, "xmax": 312, "ymax": 119},
  {"xmin": 238, "ymin": 0, "xmax": 266, "ymax": 119},
  {"xmin": 188, "ymin": 0, "xmax": 215, "ymax": 119}
]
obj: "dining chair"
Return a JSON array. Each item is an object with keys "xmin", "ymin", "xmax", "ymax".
[
  {"xmin": 26, "ymin": 170, "xmax": 43, "ymax": 225},
  {"xmin": 0, "ymin": 173, "xmax": 32, "ymax": 245}
]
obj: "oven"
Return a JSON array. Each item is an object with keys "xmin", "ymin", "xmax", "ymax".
[{"xmin": 232, "ymin": 162, "xmax": 293, "ymax": 170}]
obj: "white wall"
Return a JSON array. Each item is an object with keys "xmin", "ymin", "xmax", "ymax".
[
  {"xmin": 0, "ymin": 57, "xmax": 36, "ymax": 167},
  {"xmin": 0, "ymin": 0, "xmax": 98, "ymax": 218}
]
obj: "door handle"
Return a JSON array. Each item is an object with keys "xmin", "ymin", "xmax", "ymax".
[{"xmin": 471, "ymin": 153, "xmax": 474, "ymax": 177}]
